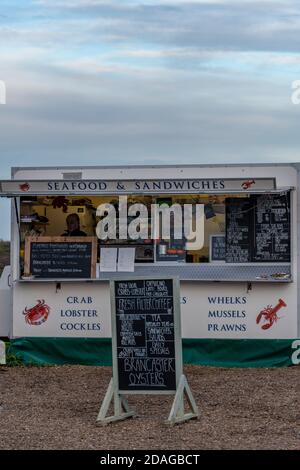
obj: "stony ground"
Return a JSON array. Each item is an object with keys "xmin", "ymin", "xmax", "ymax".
[{"xmin": 0, "ymin": 364, "xmax": 299, "ymax": 450}]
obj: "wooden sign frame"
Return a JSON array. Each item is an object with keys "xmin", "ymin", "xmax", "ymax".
[
  {"xmin": 97, "ymin": 276, "xmax": 199, "ymax": 425},
  {"xmin": 24, "ymin": 236, "xmax": 97, "ymax": 278}
]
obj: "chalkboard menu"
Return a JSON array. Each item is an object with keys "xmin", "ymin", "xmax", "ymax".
[
  {"xmin": 112, "ymin": 278, "xmax": 180, "ymax": 392},
  {"xmin": 24, "ymin": 236, "xmax": 97, "ymax": 278},
  {"xmin": 253, "ymin": 193, "xmax": 290, "ymax": 262},
  {"xmin": 210, "ymin": 234, "xmax": 226, "ymax": 262},
  {"xmin": 226, "ymin": 198, "xmax": 252, "ymax": 263},
  {"xmin": 225, "ymin": 193, "xmax": 291, "ymax": 263}
]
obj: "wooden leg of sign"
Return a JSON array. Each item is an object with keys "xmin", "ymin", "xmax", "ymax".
[
  {"xmin": 166, "ymin": 375, "xmax": 199, "ymax": 425},
  {"xmin": 96, "ymin": 378, "xmax": 136, "ymax": 425}
]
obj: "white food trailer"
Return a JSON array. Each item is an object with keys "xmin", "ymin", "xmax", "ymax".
[{"xmin": 0, "ymin": 164, "xmax": 299, "ymax": 367}]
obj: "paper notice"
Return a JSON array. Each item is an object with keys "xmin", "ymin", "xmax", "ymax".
[
  {"xmin": 100, "ymin": 248, "xmax": 118, "ymax": 272},
  {"xmin": 118, "ymin": 247, "xmax": 135, "ymax": 272}
]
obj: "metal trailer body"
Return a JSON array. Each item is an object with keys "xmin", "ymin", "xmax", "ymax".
[{"xmin": 0, "ymin": 163, "xmax": 299, "ymax": 366}]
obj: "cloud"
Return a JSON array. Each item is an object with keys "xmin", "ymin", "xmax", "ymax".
[
  {"xmin": 0, "ymin": 0, "xmax": 299, "ymax": 241},
  {"xmin": 0, "ymin": 1, "xmax": 299, "ymax": 170},
  {"xmin": 26, "ymin": 1, "xmax": 300, "ymax": 54}
]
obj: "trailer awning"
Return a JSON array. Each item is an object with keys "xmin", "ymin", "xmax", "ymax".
[{"xmin": 0, "ymin": 177, "xmax": 290, "ymax": 197}]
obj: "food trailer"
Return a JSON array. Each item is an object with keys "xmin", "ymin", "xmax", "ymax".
[{"xmin": 0, "ymin": 163, "xmax": 299, "ymax": 367}]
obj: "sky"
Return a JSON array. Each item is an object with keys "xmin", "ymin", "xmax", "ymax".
[{"xmin": 0, "ymin": 0, "xmax": 300, "ymax": 239}]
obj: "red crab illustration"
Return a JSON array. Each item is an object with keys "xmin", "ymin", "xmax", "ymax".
[
  {"xmin": 52, "ymin": 196, "xmax": 68, "ymax": 213},
  {"xmin": 256, "ymin": 298, "xmax": 286, "ymax": 330},
  {"xmin": 23, "ymin": 299, "xmax": 50, "ymax": 326},
  {"xmin": 19, "ymin": 182, "xmax": 30, "ymax": 192},
  {"xmin": 241, "ymin": 180, "xmax": 255, "ymax": 190}
]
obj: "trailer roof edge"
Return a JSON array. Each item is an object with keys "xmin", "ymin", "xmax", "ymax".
[{"xmin": 11, "ymin": 162, "xmax": 300, "ymax": 174}]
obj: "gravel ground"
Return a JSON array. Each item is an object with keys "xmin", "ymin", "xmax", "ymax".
[{"xmin": 0, "ymin": 365, "xmax": 299, "ymax": 450}]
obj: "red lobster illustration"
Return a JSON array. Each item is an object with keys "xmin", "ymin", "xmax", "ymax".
[
  {"xmin": 19, "ymin": 182, "xmax": 30, "ymax": 192},
  {"xmin": 241, "ymin": 180, "xmax": 255, "ymax": 190},
  {"xmin": 23, "ymin": 299, "xmax": 50, "ymax": 326},
  {"xmin": 256, "ymin": 298, "xmax": 286, "ymax": 330}
]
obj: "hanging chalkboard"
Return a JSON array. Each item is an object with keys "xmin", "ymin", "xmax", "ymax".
[
  {"xmin": 225, "ymin": 198, "xmax": 252, "ymax": 263},
  {"xmin": 210, "ymin": 234, "xmax": 226, "ymax": 262},
  {"xmin": 252, "ymin": 193, "xmax": 291, "ymax": 262},
  {"xmin": 24, "ymin": 236, "xmax": 97, "ymax": 278},
  {"xmin": 112, "ymin": 278, "xmax": 181, "ymax": 392},
  {"xmin": 225, "ymin": 192, "xmax": 291, "ymax": 263}
]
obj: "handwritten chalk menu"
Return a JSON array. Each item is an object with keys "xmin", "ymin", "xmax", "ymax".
[
  {"xmin": 210, "ymin": 235, "xmax": 226, "ymax": 262},
  {"xmin": 225, "ymin": 193, "xmax": 291, "ymax": 263},
  {"xmin": 253, "ymin": 193, "xmax": 291, "ymax": 262},
  {"xmin": 225, "ymin": 198, "xmax": 252, "ymax": 263},
  {"xmin": 24, "ymin": 236, "xmax": 97, "ymax": 278},
  {"xmin": 113, "ymin": 278, "xmax": 180, "ymax": 392}
]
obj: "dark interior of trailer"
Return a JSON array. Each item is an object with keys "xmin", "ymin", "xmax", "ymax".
[{"xmin": 18, "ymin": 191, "xmax": 291, "ymax": 279}]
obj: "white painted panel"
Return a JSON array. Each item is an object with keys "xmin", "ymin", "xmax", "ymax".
[
  {"xmin": 0, "ymin": 266, "xmax": 12, "ymax": 337},
  {"xmin": 13, "ymin": 281, "xmax": 111, "ymax": 338},
  {"xmin": 181, "ymin": 281, "xmax": 297, "ymax": 339},
  {"xmin": 13, "ymin": 279, "xmax": 297, "ymax": 339}
]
